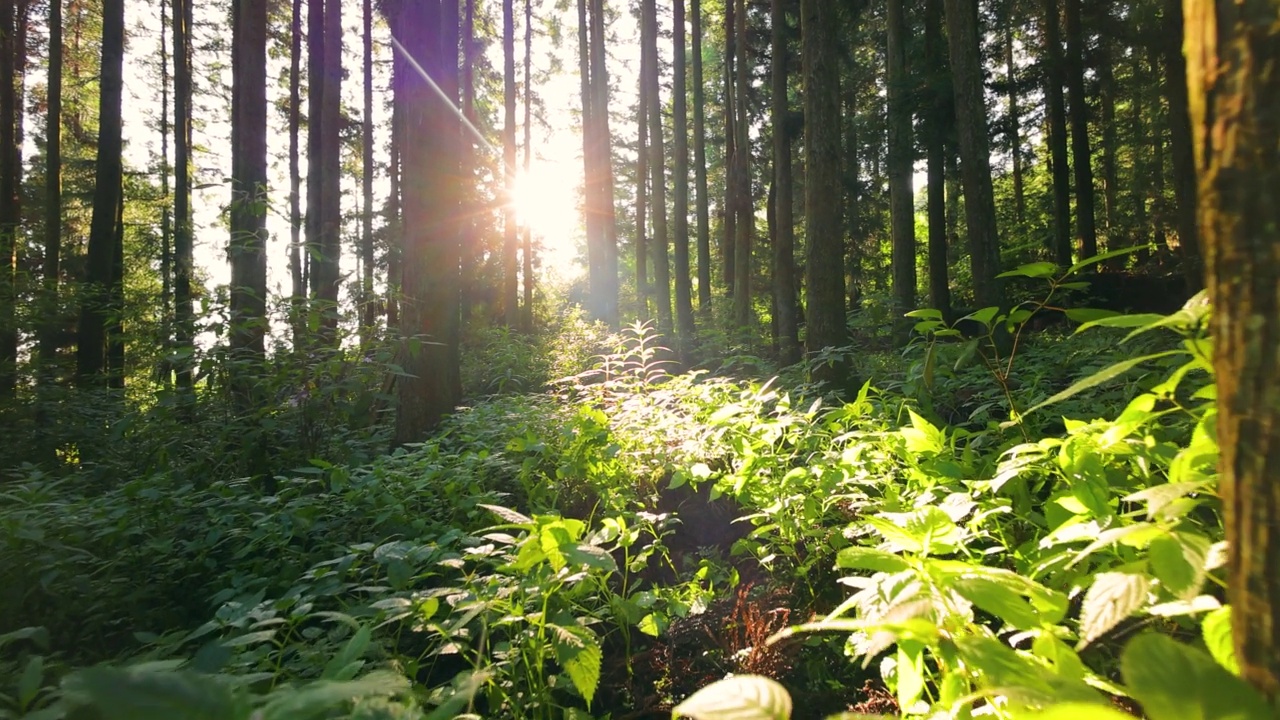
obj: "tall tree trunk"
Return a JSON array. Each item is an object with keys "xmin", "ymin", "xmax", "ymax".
[
  {"xmin": 635, "ymin": 39, "xmax": 649, "ymax": 320},
  {"xmin": 0, "ymin": 0, "xmax": 17, "ymax": 396},
  {"xmin": 521, "ymin": 0, "xmax": 534, "ymax": 332},
  {"xmin": 1125, "ymin": 49, "xmax": 1147, "ymax": 264},
  {"xmin": 459, "ymin": 0, "xmax": 475, "ymax": 319},
  {"xmin": 386, "ymin": 47, "xmax": 402, "ymax": 333},
  {"xmin": 1164, "ymin": 0, "xmax": 1202, "ymax": 292},
  {"xmin": 503, "ymin": 0, "xmax": 518, "ymax": 325},
  {"xmin": 230, "ymin": 0, "xmax": 269, "ymax": 368},
  {"xmin": 305, "ymin": 0, "xmax": 324, "ymax": 301},
  {"xmin": 643, "ymin": 0, "xmax": 672, "ymax": 334},
  {"xmin": 1097, "ymin": 29, "xmax": 1118, "ymax": 256},
  {"xmin": 944, "ymin": 0, "xmax": 1004, "ymax": 310},
  {"xmin": 39, "ymin": 0, "xmax": 60, "ymax": 376},
  {"xmin": 801, "ymin": 0, "xmax": 847, "ymax": 384},
  {"xmin": 173, "ymin": 0, "xmax": 193, "ymax": 389},
  {"xmin": 886, "ymin": 0, "xmax": 915, "ymax": 345},
  {"xmin": 731, "ymin": 0, "xmax": 751, "ymax": 328},
  {"xmin": 588, "ymin": 0, "xmax": 618, "ymax": 327},
  {"xmin": 360, "ymin": 0, "xmax": 376, "ymax": 342},
  {"xmin": 770, "ymin": 0, "xmax": 798, "ymax": 364},
  {"xmin": 1063, "ymin": 0, "xmax": 1097, "ymax": 259},
  {"xmin": 721, "ymin": 0, "xmax": 736, "ymax": 294},
  {"xmin": 391, "ymin": 0, "xmax": 462, "ymax": 442},
  {"xmin": 107, "ymin": 185, "xmax": 123, "ymax": 388},
  {"xmin": 672, "ymin": 0, "xmax": 695, "ymax": 356},
  {"xmin": 288, "ymin": 0, "xmax": 303, "ymax": 346},
  {"xmin": 575, "ymin": 0, "xmax": 602, "ymax": 322},
  {"xmin": 1150, "ymin": 45, "xmax": 1166, "ymax": 261},
  {"xmin": 691, "ymin": 0, "xmax": 711, "ymax": 313},
  {"xmin": 318, "ymin": 0, "xmax": 343, "ymax": 335},
  {"xmin": 923, "ymin": 0, "xmax": 950, "ymax": 318},
  {"xmin": 1003, "ymin": 11, "xmax": 1024, "ymax": 225},
  {"xmin": 1042, "ymin": 0, "xmax": 1072, "ymax": 266},
  {"xmin": 77, "ymin": 0, "xmax": 124, "ymax": 385},
  {"xmin": 1184, "ymin": 0, "xmax": 1280, "ymax": 698}
]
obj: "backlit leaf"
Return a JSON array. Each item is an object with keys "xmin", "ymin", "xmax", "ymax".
[{"xmin": 671, "ymin": 675, "xmax": 792, "ymax": 720}]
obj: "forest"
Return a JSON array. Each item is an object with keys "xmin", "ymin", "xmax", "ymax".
[{"xmin": 1, "ymin": 0, "xmax": 1279, "ymax": 717}]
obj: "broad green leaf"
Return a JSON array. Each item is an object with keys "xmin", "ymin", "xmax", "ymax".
[
  {"xmin": 1121, "ymin": 633, "xmax": 1271, "ymax": 720},
  {"xmin": 260, "ymin": 671, "xmax": 409, "ymax": 720},
  {"xmin": 896, "ymin": 640, "xmax": 926, "ymax": 709},
  {"xmin": 905, "ymin": 308, "xmax": 943, "ymax": 320},
  {"xmin": 479, "ymin": 504, "xmax": 533, "ymax": 526},
  {"xmin": 952, "ymin": 577, "xmax": 1042, "ymax": 630},
  {"xmin": 998, "ymin": 262, "xmax": 1059, "ymax": 279},
  {"xmin": 550, "ymin": 624, "xmax": 602, "ymax": 707},
  {"xmin": 1149, "ymin": 531, "xmax": 1210, "ymax": 601},
  {"xmin": 1068, "ymin": 246, "xmax": 1141, "ymax": 274},
  {"xmin": 17, "ymin": 655, "xmax": 44, "ymax": 709},
  {"xmin": 1078, "ymin": 573, "xmax": 1151, "ymax": 649},
  {"xmin": 62, "ymin": 667, "xmax": 248, "ymax": 720},
  {"xmin": 422, "ymin": 670, "xmax": 491, "ymax": 720},
  {"xmin": 1202, "ymin": 607, "xmax": 1240, "ymax": 675},
  {"xmin": 836, "ymin": 546, "xmax": 910, "ymax": 574},
  {"xmin": 1076, "ymin": 313, "xmax": 1166, "ymax": 333},
  {"xmin": 671, "ymin": 675, "xmax": 792, "ymax": 720},
  {"xmin": 322, "ymin": 625, "xmax": 372, "ymax": 680},
  {"xmin": 1063, "ymin": 308, "xmax": 1120, "ymax": 324},
  {"xmin": 961, "ymin": 306, "xmax": 1000, "ymax": 328},
  {"xmin": 1031, "ymin": 704, "xmax": 1137, "ymax": 720},
  {"xmin": 1027, "ymin": 352, "xmax": 1180, "ymax": 415}
]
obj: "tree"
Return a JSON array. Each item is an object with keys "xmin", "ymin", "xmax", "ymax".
[
  {"xmin": 944, "ymin": 0, "xmax": 1004, "ymax": 311},
  {"xmin": 731, "ymin": 0, "xmax": 751, "ymax": 329},
  {"xmin": 1063, "ymin": 0, "xmax": 1097, "ymax": 260},
  {"xmin": 691, "ymin": 0, "xmax": 711, "ymax": 313},
  {"xmin": 229, "ymin": 0, "xmax": 269, "ymax": 365},
  {"xmin": 360, "ymin": 0, "xmax": 376, "ymax": 341},
  {"xmin": 38, "ymin": 0, "xmax": 61, "ymax": 374},
  {"xmin": 721, "ymin": 0, "xmax": 736, "ymax": 294},
  {"xmin": 886, "ymin": 0, "xmax": 914, "ymax": 343},
  {"xmin": 520, "ymin": 0, "xmax": 534, "ymax": 332},
  {"xmin": 0, "ymin": 0, "xmax": 15, "ymax": 396},
  {"xmin": 635, "ymin": 35, "xmax": 648, "ymax": 320},
  {"xmin": 770, "ymin": 0, "xmax": 798, "ymax": 364},
  {"xmin": 391, "ymin": 0, "xmax": 462, "ymax": 442},
  {"xmin": 587, "ymin": 0, "xmax": 618, "ymax": 327},
  {"xmin": 671, "ymin": 0, "xmax": 695, "ymax": 358},
  {"xmin": 307, "ymin": 0, "xmax": 343, "ymax": 335},
  {"xmin": 1183, "ymin": 0, "xmax": 1280, "ymax": 698},
  {"xmin": 1002, "ymin": 3, "xmax": 1024, "ymax": 225},
  {"xmin": 1163, "ymin": 0, "xmax": 1202, "ymax": 291},
  {"xmin": 642, "ymin": 0, "xmax": 672, "ymax": 335},
  {"xmin": 76, "ymin": 0, "xmax": 124, "ymax": 385},
  {"xmin": 1041, "ymin": 0, "xmax": 1071, "ymax": 267},
  {"xmin": 173, "ymin": 0, "xmax": 193, "ymax": 388},
  {"xmin": 801, "ymin": 0, "xmax": 846, "ymax": 383},
  {"xmin": 288, "ymin": 0, "xmax": 304, "ymax": 346},
  {"xmin": 923, "ymin": 0, "xmax": 950, "ymax": 319},
  {"xmin": 503, "ymin": 0, "xmax": 518, "ymax": 325}
]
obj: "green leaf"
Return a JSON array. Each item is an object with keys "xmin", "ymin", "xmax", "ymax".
[
  {"xmin": 1030, "ymin": 704, "xmax": 1137, "ymax": 720},
  {"xmin": 550, "ymin": 624, "xmax": 602, "ymax": 708},
  {"xmin": 17, "ymin": 655, "xmax": 44, "ymax": 710},
  {"xmin": 1121, "ymin": 633, "xmax": 1271, "ymax": 720},
  {"xmin": 479, "ymin": 504, "xmax": 533, "ymax": 526},
  {"xmin": 1067, "ymin": 246, "xmax": 1141, "ymax": 274},
  {"xmin": 1202, "ymin": 607, "xmax": 1240, "ymax": 675},
  {"xmin": 62, "ymin": 667, "xmax": 248, "ymax": 720},
  {"xmin": 961, "ymin": 306, "xmax": 1000, "ymax": 329},
  {"xmin": 896, "ymin": 640, "xmax": 926, "ymax": 709},
  {"xmin": 1078, "ymin": 573, "xmax": 1151, "ymax": 649},
  {"xmin": 322, "ymin": 625, "xmax": 372, "ymax": 681},
  {"xmin": 1026, "ymin": 352, "xmax": 1180, "ymax": 416},
  {"xmin": 260, "ymin": 671, "xmax": 410, "ymax": 720},
  {"xmin": 952, "ymin": 577, "xmax": 1042, "ymax": 630},
  {"xmin": 998, "ymin": 261, "xmax": 1059, "ymax": 279},
  {"xmin": 671, "ymin": 675, "xmax": 792, "ymax": 720},
  {"xmin": 836, "ymin": 547, "xmax": 910, "ymax": 574},
  {"xmin": 1149, "ymin": 532, "xmax": 1210, "ymax": 601},
  {"xmin": 1063, "ymin": 308, "xmax": 1120, "ymax": 324}
]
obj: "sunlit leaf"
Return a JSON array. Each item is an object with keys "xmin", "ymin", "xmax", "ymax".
[
  {"xmin": 671, "ymin": 675, "xmax": 792, "ymax": 720},
  {"xmin": 1202, "ymin": 607, "xmax": 1240, "ymax": 675},
  {"xmin": 1121, "ymin": 634, "xmax": 1270, "ymax": 720},
  {"xmin": 550, "ymin": 624, "xmax": 602, "ymax": 707},
  {"xmin": 1078, "ymin": 573, "xmax": 1151, "ymax": 649}
]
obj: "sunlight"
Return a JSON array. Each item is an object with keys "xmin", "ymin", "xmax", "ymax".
[{"xmin": 510, "ymin": 159, "xmax": 585, "ymax": 277}]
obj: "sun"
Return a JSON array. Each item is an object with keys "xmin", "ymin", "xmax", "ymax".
[{"xmin": 510, "ymin": 159, "xmax": 585, "ymax": 277}]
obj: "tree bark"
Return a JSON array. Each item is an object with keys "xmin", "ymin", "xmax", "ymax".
[
  {"xmin": 731, "ymin": 0, "xmax": 751, "ymax": 329},
  {"xmin": 691, "ymin": 0, "xmax": 711, "ymax": 313},
  {"xmin": 886, "ymin": 0, "xmax": 915, "ymax": 345},
  {"xmin": 229, "ymin": 0, "xmax": 269, "ymax": 366},
  {"xmin": 672, "ymin": 0, "xmax": 695, "ymax": 357},
  {"xmin": 1164, "ymin": 0, "xmax": 1202, "ymax": 292},
  {"xmin": 770, "ymin": 0, "xmax": 798, "ymax": 364},
  {"xmin": 76, "ymin": 0, "xmax": 124, "ymax": 385},
  {"xmin": 1183, "ymin": 0, "xmax": 1280, "ymax": 698},
  {"xmin": 635, "ymin": 30, "xmax": 649, "ymax": 321},
  {"xmin": 1042, "ymin": 0, "xmax": 1072, "ymax": 267},
  {"xmin": 0, "ymin": 0, "xmax": 17, "ymax": 396},
  {"xmin": 588, "ymin": 0, "xmax": 618, "ymax": 327},
  {"xmin": 288, "ymin": 0, "xmax": 304, "ymax": 346},
  {"xmin": 923, "ymin": 0, "xmax": 950, "ymax": 319},
  {"xmin": 521, "ymin": 0, "xmax": 534, "ymax": 332},
  {"xmin": 1097, "ymin": 28, "xmax": 1118, "ymax": 257},
  {"xmin": 173, "ymin": 0, "xmax": 193, "ymax": 389},
  {"xmin": 944, "ymin": 0, "xmax": 1004, "ymax": 310},
  {"xmin": 39, "ymin": 0, "xmax": 60, "ymax": 376},
  {"xmin": 801, "ymin": 0, "xmax": 847, "ymax": 383},
  {"xmin": 643, "ymin": 0, "xmax": 672, "ymax": 335},
  {"xmin": 360, "ymin": 0, "xmax": 376, "ymax": 342},
  {"xmin": 1003, "ymin": 10, "xmax": 1024, "ymax": 225},
  {"xmin": 503, "ymin": 0, "xmax": 518, "ymax": 325},
  {"xmin": 391, "ymin": 0, "xmax": 462, "ymax": 442},
  {"xmin": 722, "ymin": 0, "xmax": 736, "ymax": 294},
  {"xmin": 1063, "ymin": 0, "xmax": 1097, "ymax": 260}
]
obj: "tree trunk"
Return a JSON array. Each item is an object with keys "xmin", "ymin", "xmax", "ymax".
[
  {"xmin": 1184, "ymin": 0, "xmax": 1280, "ymax": 698},
  {"xmin": 230, "ymin": 0, "xmax": 269, "ymax": 367},
  {"xmin": 770, "ymin": 0, "xmax": 798, "ymax": 364},
  {"xmin": 924, "ymin": 0, "xmax": 950, "ymax": 318},
  {"xmin": 319, "ymin": 0, "xmax": 343, "ymax": 335},
  {"xmin": 635, "ymin": 37, "xmax": 648, "ymax": 320},
  {"xmin": 643, "ymin": 0, "xmax": 672, "ymax": 335},
  {"xmin": 1097, "ymin": 29, "xmax": 1118, "ymax": 257},
  {"xmin": 521, "ymin": 0, "xmax": 534, "ymax": 332},
  {"xmin": 386, "ymin": 46, "xmax": 402, "ymax": 333},
  {"xmin": 0, "ymin": 0, "xmax": 16, "ymax": 396},
  {"xmin": 1063, "ymin": 0, "xmax": 1097, "ymax": 260},
  {"xmin": 722, "ymin": 0, "xmax": 736, "ymax": 294},
  {"xmin": 1042, "ymin": 0, "xmax": 1072, "ymax": 267},
  {"xmin": 801, "ymin": 0, "xmax": 847, "ymax": 383},
  {"xmin": 360, "ymin": 0, "xmax": 376, "ymax": 342},
  {"xmin": 288, "ymin": 0, "xmax": 304, "ymax": 347},
  {"xmin": 173, "ymin": 0, "xmax": 193, "ymax": 389},
  {"xmin": 39, "ymin": 0, "xmax": 60, "ymax": 376},
  {"xmin": 503, "ymin": 0, "xmax": 518, "ymax": 325},
  {"xmin": 691, "ymin": 0, "xmax": 711, "ymax": 313},
  {"xmin": 306, "ymin": 0, "xmax": 324, "ymax": 302},
  {"xmin": 1164, "ymin": 0, "xmax": 1202, "ymax": 292},
  {"xmin": 107, "ymin": 187, "xmax": 123, "ymax": 388},
  {"xmin": 588, "ymin": 0, "xmax": 618, "ymax": 328},
  {"xmin": 391, "ymin": 0, "xmax": 462, "ymax": 442},
  {"xmin": 459, "ymin": 0, "xmax": 475, "ymax": 319},
  {"xmin": 76, "ymin": 0, "xmax": 123, "ymax": 385},
  {"xmin": 887, "ymin": 0, "xmax": 915, "ymax": 345},
  {"xmin": 672, "ymin": 0, "xmax": 695, "ymax": 357},
  {"xmin": 731, "ymin": 0, "xmax": 751, "ymax": 329},
  {"xmin": 944, "ymin": 0, "xmax": 1004, "ymax": 310},
  {"xmin": 1004, "ymin": 10, "xmax": 1024, "ymax": 225}
]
